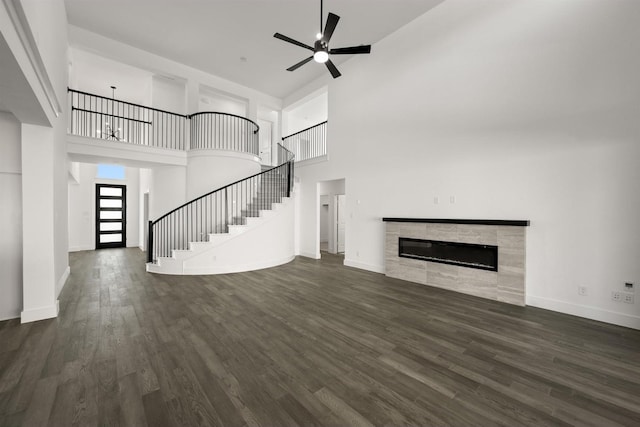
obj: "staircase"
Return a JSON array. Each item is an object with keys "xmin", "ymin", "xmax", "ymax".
[
  {"xmin": 234, "ymin": 167, "xmax": 289, "ymax": 223},
  {"xmin": 66, "ymin": 88, "xmax": 295, "ymax": 275},
  {"xmin": 147, "ymin": 145, "xmax": 295, "ymax": 275}
]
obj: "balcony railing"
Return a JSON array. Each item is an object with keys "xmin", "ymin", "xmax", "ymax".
[
  {"xmin": 282, "ymin": 121, "xmax": 327, "ymax": 162},
  {"xmin": 190, "ymin": 112, "xmax": 259, "ymax": 156},
  {"xmin": 68, "ymin": 88, "xmax": 260, "ymax": 154},
  {"xmin": 68, "ymin": 88, "xmax": 188, "ymax": 150}
]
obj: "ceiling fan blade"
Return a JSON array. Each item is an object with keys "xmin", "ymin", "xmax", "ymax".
[
  {"xmin": 274, "ymin": 33, "xmax": 314, "ymax": 51},
  {"xmin": 329, "ymin": 45, "xmax": 371, "ymax": 55},
  {"xmin": 287, "ymin": 56, "xmax": 314, "ymax": 71},
  {"xmin": 322, "ymin": 13, "xmax": 340, "ymax": 43},
  {"xmin": 325, "ymin": 59, "xmax": 341, "ymax": 78}
]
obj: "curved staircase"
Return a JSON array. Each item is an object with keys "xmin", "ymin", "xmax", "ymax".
[
  {"xmin": 67, "ymin": 88, "xmax": 296, "ymax": 275},
  {"xmin": 146, "ymin": 145, "xmax": 296, "ymax": 275}
]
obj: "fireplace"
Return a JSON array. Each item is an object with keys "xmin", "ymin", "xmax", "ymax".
[
  {"xmin": 398, "ymin": 237, "xmax": 498, "ymax": 272},
  {"xmin": 384, "ymin": 218, "xmax": 528, "ymax": 305}
]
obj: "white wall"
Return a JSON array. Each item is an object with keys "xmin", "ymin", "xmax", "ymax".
[
  {"xmin": 68, "ymin": 25, "xmax": 282, "ymax": 123},
  {"xmin": 284, "ymin": 90, "xmax": 328, "ymax": 136},
  {"xmin": 69, "ymin": 48, "xmax": 152, "ymax": 105},
  {"xmin": 17, "ymin": 0, "xmax": 70, "ymax": 322},
  {"xmin": 68, "ymin": 163, "xmax": 140, "ymax": 251},
  {"xmin": 150, "ymin": 165, "xmax": 186, "ymax": 220},
  {"xmin": 152, "ymin": 75, "xmax": 186, "ymax": 114},
  {"xmin": 186, "ymin": 151, "xmax": 260, "ymax": 200},
  {"xmin": 0, "ymin": 112, "xmax": 23, "ymax": 320},
  {"xmin": 139, "ymin": 168, "xmax": 151, "ymax": 250},
  {"xmin": 199, "ymin": 87, "xmax": 247, "ymax": 117},
  {"xmin": 292, "ymin": 0, "xmax": 640, "ymax": 329}
]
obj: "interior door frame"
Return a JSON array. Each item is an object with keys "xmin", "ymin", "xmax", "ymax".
[
  {"xmin": 335, "ymin": 194, "xmax": 346, "ymax": 253},
  {"xmin": 258, "ymin": 118, "xmax": 273, "ymax": 166},
  {"xmin": 95, "ymin": 183, "xmax": 127, "ymax": 249}
]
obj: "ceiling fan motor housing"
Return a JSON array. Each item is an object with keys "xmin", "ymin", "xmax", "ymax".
[{"xmin": 314, "ymin": 40, "xmax": 328, "ymax": 53}]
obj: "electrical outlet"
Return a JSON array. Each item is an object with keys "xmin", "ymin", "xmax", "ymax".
[
  {"xmin": 622, "ymin": 293, "xmax": 634, "ymax": 304},
  {"xmin": 578, "ymin": 286, "xmax": 588, "ymax": 296},
  {"xmin": 611, "ymin": 291, "xmax": 622, "ymax": 302}
]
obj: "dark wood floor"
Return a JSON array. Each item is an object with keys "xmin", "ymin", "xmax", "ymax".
[{"xmin": 1, "ymin": 249, "xmax": 640, "ymax": 427}]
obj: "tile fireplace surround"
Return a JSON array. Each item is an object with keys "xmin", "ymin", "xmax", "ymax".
[{"xmin": 383, "ymin": 218, "xmax": 530, "ymax": 306}]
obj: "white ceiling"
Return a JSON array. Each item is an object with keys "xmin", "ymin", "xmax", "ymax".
[{"xmin": 64, "ymin": 0, "xmax": 445, "ymax": 99}]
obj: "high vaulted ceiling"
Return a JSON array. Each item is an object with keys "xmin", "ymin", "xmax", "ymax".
[{"xmin": 64, "ymin": 0, "xmax": 444, "ymax": 99}]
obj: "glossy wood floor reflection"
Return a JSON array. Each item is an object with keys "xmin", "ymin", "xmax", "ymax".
[{"xmin": 1, "ymin": 249, "xmax": 640, "ymax": 426}]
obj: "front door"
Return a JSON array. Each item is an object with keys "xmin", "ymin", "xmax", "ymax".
[{"xmin": 96, "ymin": 184, "xmax": 126, "ymax": 249}]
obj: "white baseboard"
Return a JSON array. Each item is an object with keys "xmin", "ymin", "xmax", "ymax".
[
  {"xmin": 299, "ymin": 251, "xmax": 320, "ymax": 259},
  {"xmin": 527, "ymin": 295, "xmax": 640, "ymax": 330},
  {"xmin": 183, "ymin": 255, "xmax": 295, "ymax": 275},
  {"xmin": 148, "ymin": 255, "xmax": 296, "ymax": 275},
  {"xmin": 21, "ymin": 300, "xmax": 59, "ymax": 323},
  {"xmin": 0, "ymin": 313, "xmax": 20, "ymax": 322},
  {"xmin": 344, "ymin": 258, "xmax": 385, "ymax": 274},
  {"xmin": 56, "ymin": 266, "xmax": 70, "ymax": 297},
  {"xmin": 70, "ymin": 243, "xmax": 139, "ymax": 252},
  {"xmin": 69, "ymin": 245, "xmax": 93, "ymax": 252}
]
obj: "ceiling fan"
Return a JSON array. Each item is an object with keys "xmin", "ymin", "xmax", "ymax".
[{"xmin": 273, "ymin": 0, "xmax": 372, "ymax": 78}]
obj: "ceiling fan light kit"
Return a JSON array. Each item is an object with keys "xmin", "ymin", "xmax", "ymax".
[
  {"xmin": 313, "ymin": 46, "xmax": 329, "ymax": 63},
  {"xmin": 274, "ymin": 0, "xmax": 372, "ymax": 78}
]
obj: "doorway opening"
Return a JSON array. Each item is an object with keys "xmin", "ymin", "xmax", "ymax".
[
  {"xmin": 335, "ymin": 194, "xmax": 346, "ymax": 254},
  {"xmin": 95, "ymin": 184, "xmax": 127, "ymax": 249},
  {"xmin": 317, "ymin": 178, "xmax": 345, "ymax": 258},
  {"xmin": 258, "ymin": 119, "xmax": 273, "ymax": 166}
]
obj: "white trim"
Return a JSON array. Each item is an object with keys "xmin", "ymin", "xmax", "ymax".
[
  {"xmin": 67, "ymin": 134, "xmax": 187, "ymax": 167},
  {"xmin": 0, "ymin": 313, "xmax": 20, "ymax": 322},
  {"xmin": 21, "ymin": 300, "xmax": 59, "ymax": 323},
  {"xmin": 56, "ymin": 266, "xmax": 70, "ymax": 297},
  {"xmin": 1, "ymin": 0, "xmax": 62, "ymax": 117},
  {"xmin": 148, "ymin": 255, "xmax": 295, "ymax": 275},
  {"xmin": 527, "ymin": 295, "xmax": 640, "ymax": 330},
  {"xmin": 300, "ymin": 251, "xmax": 320, "ymax": 259},
  {"xmin": 69, "ymin": 245, "xmax": 93, "ymax": 252},
  {"xmin": 344, "ymin": 258, "xmax": 385, "ymax": 274},
  {"xmin": 70, "ymin": 243, "xmax": 138, "ymax": 252},
  {"xmin": 187, "ymin": 148, "xmax": 260, "ymax": 163},
  {"xmin": 183, "ymin": 255, "xmax": 295, "ymax": 275}
]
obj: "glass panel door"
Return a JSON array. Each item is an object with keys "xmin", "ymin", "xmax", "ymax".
[{"xmin": 96, "ymin": 184, "xmax": 126, "ymax": 249}]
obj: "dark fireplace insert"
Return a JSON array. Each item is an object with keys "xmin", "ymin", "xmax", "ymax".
[{"xmin": 399, "ymin": 238, "xmax": 498, "ymax": 271}]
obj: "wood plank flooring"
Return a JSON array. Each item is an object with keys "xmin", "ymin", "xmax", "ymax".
[{"xmin": 1, "ymin": 248, "xmax": 639, "ymax": 426}]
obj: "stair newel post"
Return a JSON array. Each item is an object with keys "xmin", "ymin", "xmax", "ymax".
[{"xmin": 147, "ymin": 220, "xmax": 154, "ymax": 263}]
